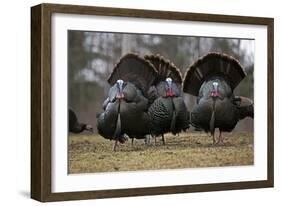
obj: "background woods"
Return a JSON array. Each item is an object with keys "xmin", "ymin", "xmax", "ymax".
[{"xmin": 68, "ymin": 31, "xmax": 254, "ymax": 132}]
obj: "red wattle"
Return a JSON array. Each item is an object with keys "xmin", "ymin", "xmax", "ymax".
[
  {"xmin": 166, "ymin": 89, "xmax": 175, "ymax": 97},
  {"xmin": 210, "ymin": 91, "xmax": 219, "ymax": 97},
  {"xmin": 116, "ymin": 92, "xmax": 124, "ymax": 99}
]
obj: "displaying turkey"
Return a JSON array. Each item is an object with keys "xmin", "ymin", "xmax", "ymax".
[
  {"xmin": 145, "ymin": 54, "xmax": 189, "ymax": 144},
  {"xmin": 183, "ymin": 52, "xmax": 254, "ymax": 144},
  {"xmin": 69, "ymin": 109, "xmax": 93, "ymax": 133},
  {"xmin": 96, "ymin": 53, "xmax": 158, "ymax": 151}
]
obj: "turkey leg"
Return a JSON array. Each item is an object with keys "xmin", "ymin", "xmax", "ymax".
[
  {"xmin": 216, "ymin": 130, "xmax": 224, "ymax": 144},
  {"xmin": 161, "ymin": 134, "xmax": 165, "ymax": 145},
  {"xmin": 212, "ymin": 133, "xmax": 216, "ymax": 145},
  {"xmin": 112, "ymin": 140, "xmax": 118, "ymax": 152}
]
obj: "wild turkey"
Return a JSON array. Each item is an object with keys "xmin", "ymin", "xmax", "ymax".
[
  {"xmin": 69, "ymin": 109, "xmax": 93, "ymax": 133},
  {"xmin": 145, "ymin": 54, "xmax": 189, "ymax": 144},
  {"xmin": 233, "ymin": 96, "xmax": 254, "ymax": 119},
  {"xmin": 183, "ymin": 52, "xmax": 254, "ymax": 144},
  {"xmin": 96, "ymin": 53, "xmax": 158, "ymax": 151}
]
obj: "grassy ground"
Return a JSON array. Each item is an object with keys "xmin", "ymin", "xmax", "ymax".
[{"xmin": 68, "ymin": 132, "xmax": 253, "ymax": 174}]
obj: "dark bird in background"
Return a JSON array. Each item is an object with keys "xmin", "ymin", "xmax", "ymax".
[
  {"xmin": 96, "ymin": 53, "xmax": 158, "ymax": 151},
  {"xmin": 183, "ymin": 52, "xmax": 254, "ymax": 144},
  {"xmin": 69, "ymin": 109, "xmax": 93, "ymax": 133},
  {"xmin": 233, "ymin": 96, "xmax": 254, "ymax": 119},
  {"xmin": 145, "ymin": 54, "xmax": 189, "ymax": 144}
]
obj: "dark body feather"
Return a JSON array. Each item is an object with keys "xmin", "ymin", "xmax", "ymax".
[{"xmin": 149, "ymin": 96, "xmax": 189, "ymax": 136}]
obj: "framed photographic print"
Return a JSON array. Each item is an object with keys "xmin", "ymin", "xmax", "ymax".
[{"xmin": 31, "ymin": 3, "xmax": 274, "ymax": 202}]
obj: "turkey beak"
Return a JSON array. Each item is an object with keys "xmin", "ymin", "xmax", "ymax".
[{"xmin": 116, "ymin": 79, "xmax": 124, "ymax": 99}]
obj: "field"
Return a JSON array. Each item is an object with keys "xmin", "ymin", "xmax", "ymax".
[{"xmin": 68, "ymin": 131, "xmax": 254, "ymax": 174}]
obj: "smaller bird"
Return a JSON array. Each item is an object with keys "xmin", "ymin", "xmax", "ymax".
[
  {"xmin": 232, "ymin": 96, "xmax": 254, "ymax": 119},
  {"xmin": 69, "ymin": 109, "xmax": 93, "ymax": 133}
]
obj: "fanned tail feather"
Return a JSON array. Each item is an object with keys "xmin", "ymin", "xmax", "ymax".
[
  {"xmin": 183, "ymin": 52, "xmax": 247, "ymax": 96},
  {"xmin": 107, "ymin": 53, "xmax": 158, "ymax": 96},
  {"xmin": 144, "ymin": 54, "xmax": 182, "ymax": 86}
]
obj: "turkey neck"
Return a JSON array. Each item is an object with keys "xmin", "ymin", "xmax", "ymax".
[{"xmin": 210, "ymin": 98, "xmax": 217, "ymax": 136}]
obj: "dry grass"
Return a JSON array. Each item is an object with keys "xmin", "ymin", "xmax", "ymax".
[{"xmin": 68, "ymin": 132, "xmax": 253, "ymax": 174}]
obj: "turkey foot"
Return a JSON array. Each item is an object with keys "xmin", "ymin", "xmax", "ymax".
[
  {"xmin": 215, "ymin": 131, "xmax": 225, "ymax": 145},
  {"xmin": 144, "ymin": 135, "xmax": 151, "ymax": 145},
  {"xmin": 218, "ymin": 130, "xmax": 223, "ymax": 143}
]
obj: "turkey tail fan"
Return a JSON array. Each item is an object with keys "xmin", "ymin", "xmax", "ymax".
[
  {"xmin": 108, "ymin": 53, "xmax": 158, "ymax": 95},
  {"xmin": 233, "ymin": 96, "xmax": 254, "ymax": 119},
  {"xmin": 183, "ymin": 52, "xmax": 247, "ymax": 96},
  {"xmin": 144, "ymin": 54, "xmax": 182, "ymax": 86}
]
